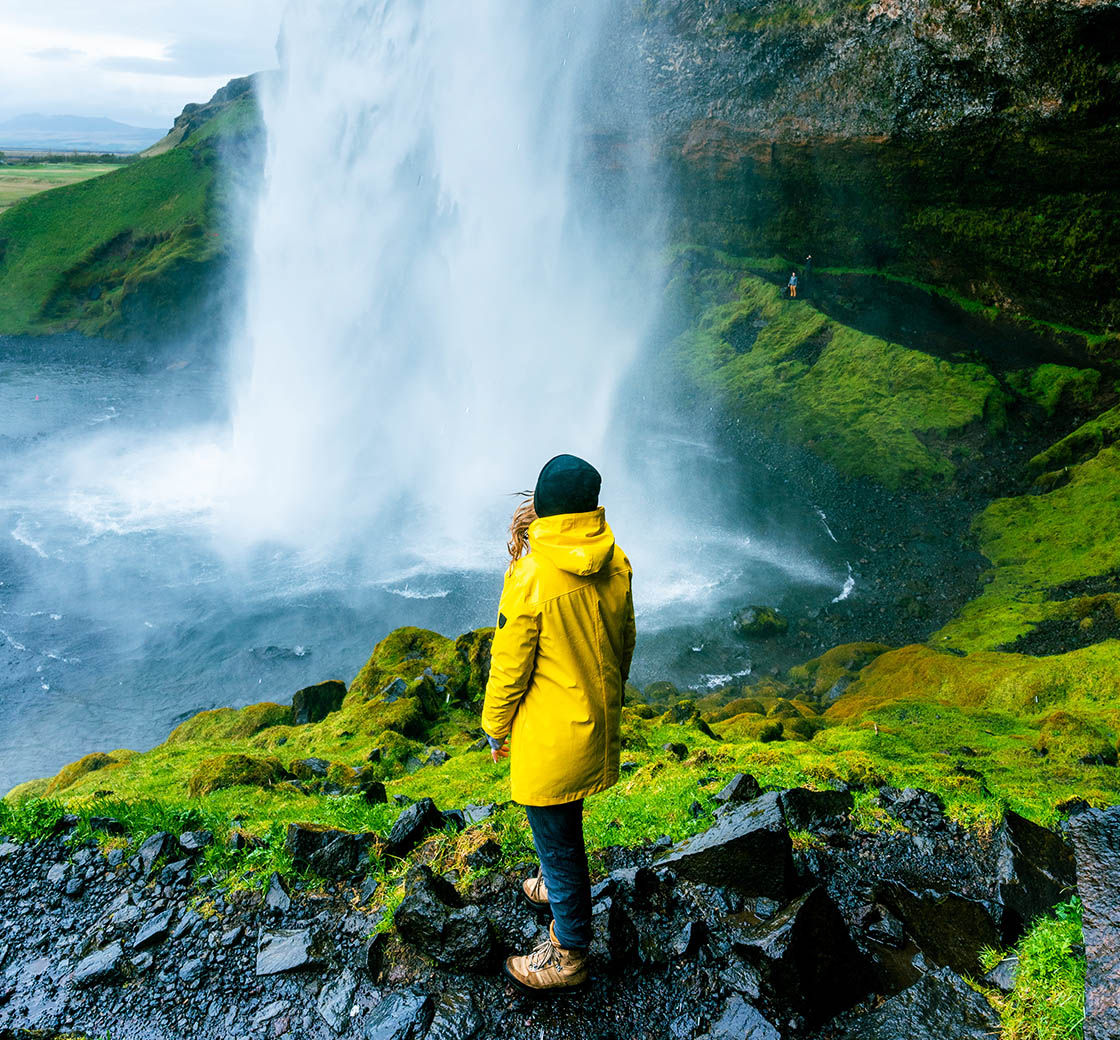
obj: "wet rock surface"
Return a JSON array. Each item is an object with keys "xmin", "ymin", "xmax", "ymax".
[{"xmin": 0, "ymin": 783, "xmax": 1079, "ymax": 1039}]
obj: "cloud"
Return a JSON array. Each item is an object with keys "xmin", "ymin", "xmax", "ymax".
[{"xmin": 31, "ymin": 47, "xmax": 85, "ymax": 61}]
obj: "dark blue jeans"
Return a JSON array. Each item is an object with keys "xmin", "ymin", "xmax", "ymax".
[{"xmin": 524, "ymin": 799, "xmax": 592, "ymax": 951}]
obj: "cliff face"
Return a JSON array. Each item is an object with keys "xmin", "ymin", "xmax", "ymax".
[{"xmin": 637, "ymin": 0, "xmax": 1120, "ymax": 140}]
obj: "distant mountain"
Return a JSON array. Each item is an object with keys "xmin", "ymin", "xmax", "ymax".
[{"xmin": 0, "ymin": 114, "xmax": 167, "ymax": 154}]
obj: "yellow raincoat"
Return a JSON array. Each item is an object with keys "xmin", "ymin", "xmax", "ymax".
[{"xmin": 481, "ymin": 507, "xmax": 635, "ymax": 806}]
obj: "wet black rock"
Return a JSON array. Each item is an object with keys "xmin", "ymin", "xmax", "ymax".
[
  {"xmin": 178, "ymin": 829, "xmax": 213, "ymax": 852},
  {"xmin": 255, "ymin": 928, "xmax": 325, "ymax": 975},
  {"xmin": 1068, "ymin": 806, "xmax": 1120, "ymax": 1040},
  {"xmin": 87, "ymin": 816, "xmax": 125, "ymax": 835},
  {"xmin": 838, "ymin": 966, "xmax": 1000, "ymax": 1039},
  {"xmin": 779, "ymin": 788, "xmax": 853, "ymax": 833},
  {"xmin": 672, "ymin": 920, "xmax": 705, "ymax": 959},
  {"xmin": 385, "ymin": 797, "xmax": 445, "ymax": 858},
  {"xmin": 730, "ymin": 886, "xmax": 871, "ymax": 1027},
  {"xmin": 265, "ymin": 871, "xmax": 291, "ymax": 912},
  {"xmin": 316, "ymin": 968, "xmax": 359, "ymax": 1032},
  {"xmin": 700, "ymin": 995, "xmax": 780, "ymax": 1040},
  {"xmin": 877, "ymin": 788, "xmax": 946, "ymax": 832},
  {"xmin": 136, "ymin": 831, "xmax": 169, "ymax": 875},
  {"xmin": 983, "ymin": 954, "xmax": 1019, "ymax": 993},
  {"xmin": 362, "ymin": 988, "xmax": 432, "ymax": 1040},
  {"xmin": 361, "ymin": 780, "xmax": 388, "ymax": 804},
  {"xmin": 874, "ymin": 882, "xmax": 1001, "ymax": 977},
  {"xmin": 714, "ymin": 772, "xmax": 762, "ymax": 805},
  {"xmin": 284, "ymin": 822, "xmax": 378, "ymax": 879},
  {"xmin": 424, "ymin": 749, "xmax": 450, "ymax": 768},
  {"xmin": 72, "ymin": 942, "xmax": 126, "ymax": 987},
  {"xmin": 426, "ymin": 990, "xmax": 481, "ymax": 1040},
  {"xmin": 290, "ymin": 757, "xmax": 331, "ymax": 780},
  {"xmin": 394, "ymin": 865, "xmax": 494, "ymax": 971},
  {"xmin": 132, "ymin": 908, "xmax": 175, "ymax": 950},
  {"xmin": 993, "ymin": 811, "xmax": 1076, "ymax": 937},
  {"xmin": 291, "ymin": 679, "xmax": 347, "ymax": 725},
  {"xmin": 657, "ymin": 792, "xmax": 793, "ymax": 899}
]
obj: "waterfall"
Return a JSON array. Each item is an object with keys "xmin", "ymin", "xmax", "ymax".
[{"xmin": 222, "ymin": 0, "xmax": 657, "ymax": 567}]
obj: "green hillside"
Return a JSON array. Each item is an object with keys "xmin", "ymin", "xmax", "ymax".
[{"xmin": 0, "ymin": 92, "xmax": 260, "ymax": 343}]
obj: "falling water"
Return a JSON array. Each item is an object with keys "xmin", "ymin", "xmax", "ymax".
[{"xmin": 222, "ymin": 0, "xmax": 656, "ymax": 566}]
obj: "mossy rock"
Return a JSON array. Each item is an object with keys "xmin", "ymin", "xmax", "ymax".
[
  {"xmin": 348, "ymin": 627, "xmax": 474, "ymax": 705},
  {"xmin": 644, "ymin": 681, "xmax": 681, "ymax": 705},
  {"xmin": 716, "ymin": 713, "xmax": 783, "ymax": 743},
  {"xmin": 660, "ymin": 699, "xmax": 699, "ymax": 725},
  {"xmin": 166, "ymin": 702, "xmax": 291, "ymax": 745},
  {"xmin": 370, "ymin": 730, "xmax": 425, "ymax": 773},
  {"xmin": 452, "ymin": 627, "xmax": 495, "ymax": 702},
  {"xmin": 789, "ymin": 642, "xmax": 892, "ymax": 698},
  {"xmin": 706, "ymin": 697, "xmax": 767, "ymax": 723},
  {"xmin": 187, "ymin": 753, "xmax": 287, "ymax": 798},
  {"xmin": 44, "ymin": 750, "xmax": 134, "ymax": 796},
  {"xmin": 1007, "ymin": 364, "xmax": 1101, "ymax": 417},
  {"xmin": 1034, "ymin": 710, "xmax": 1118, "ymax": 766},
  {"xmin": 326, "ymin": 761, "xmax": 360, "ymax": 786},
  {"xmin": 768, "ymin": 699, "xmax": 803, "ymax": 719},
  {"xmin": 733, "ymin": 605, "xmax": 789, "ymax": 638},
  {"xmin": 1028, "ymin": 404, "xmax": 1120, "ymax": 476},
  {"xmin": 626, "ymin": 702, "xmax": 658, "ymax": 720}
]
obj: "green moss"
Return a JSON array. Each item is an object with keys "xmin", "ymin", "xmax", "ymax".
[
  {"xmin": 789, "ymin": 641, "xmax": 892, "ymax": 696},
  {"xmin": 44, "ymin": 750, "xmax": 134, "ymax": 795},
  {"xmin": 187, "ymin": 754, "xmax": 287, "ymax": 799},
  {"xmin": 937, "ymin": 444, "xmax": 1120, "ymax": 651},
  {"xmin": 167, "ymin": 702, "xmax": 291, "ymax": 744},
  {"xmin": 1029, "ymin": 403, "xmax": 1120, "ymax": 476},
  {"xmin": 674, "ymin": 270, "xmax": 1007, "ymax": 489},
  {"xmin": 1007, "ymin": 364, "xmax": 1101, "ymax": 417}
]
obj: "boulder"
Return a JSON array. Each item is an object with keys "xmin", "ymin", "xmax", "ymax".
[
  {"xmin": 316, "ymin": 968, "xmax": 359, "ymax": 1033},
  {"xmin": 875, "ymin": 882, "xmax": 1001, "ymax": 976},
  {"xmin": 291, "ymin": 679, "xmax": 346, "ymax": 725},
  {"xmin": 780, "ymin": 788, "xmax": 853, "ymax": 832},
  {"xmin": 730, "ymin": 886, "xmax": 872, "ymax": 1026},
  {"xmin": 657, "ymin": 792, "xmax": 794, "ymax": 899},
  {"xmin": 463, "ymin": 803, "xmax": 501, "ymax": 825},
  {"xmin": 284, "ymin": 822, "xmax": 378, "ymax": 878},
  {"xmin": 1068, "ymin": 806, "xmax": 1120, "ymax": 1040},
  {"xmin": 256, "ymin": 928, "xmax": 326, "ymax": 975},
  {"xmin": 700, "ymin": 996, "xmax": 780, "ymax": 1040},
  {"xmin": 72, "ymin": 943, "xmax": 126, "ymax": 987},
  {"xmin": 136, "ymin": 831, "xmax": 169, "ymax": 875},
  {"xmin": 983, "ymin": 954, "xmax": 1019, "ymax": 993},
  {"xmin": 289, "ymin": 757, "xmax": 331, "ymax": 781},
  {"xmin": 385, "ymin": 797, "xmax": 445, "ymax": 858},
  {"xmin": 362, "ymin": 989, "xmax": 432, "ymax": 1040},
  {"xmin": 993, "ymin": 810, "xmax": 1076, "ymax": 939},
  {"xmin": 426, "ymin": 991, "xmax": 481, "ymax": 1040},
  {"xmin": 838, "ymin": 966, "xmax": 1000, "ymax": 1039},
  {"xmin": 361, "ymin": 780, "xmax": 388, "ymax": 804},
  {"xmin": 714, "ymin": 773, "xmax": 762, "ymax": 805},
  {"xmin": 732, "ymin": 605, "xmax": 788, "ymax": 638},
  {"xmin": 178, "ymin": 829, "xmax": 213, "ymax": 853},
  {"xmin": 393, "ymin": 865, "xmax": 494, "ymax": 971},
  {"xmin": 132, "ymin": 908, "xmax": 175, "ymax": 950}
]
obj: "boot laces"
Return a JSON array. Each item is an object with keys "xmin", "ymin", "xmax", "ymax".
[{"xmin": 527, "ymin": 935, "xmax": 560, "ymax": 972}]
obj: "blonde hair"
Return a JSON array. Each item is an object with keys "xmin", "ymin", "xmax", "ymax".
[{"xmin": 507, "ymin": 492, "xmax": 537, "ymax": 564}]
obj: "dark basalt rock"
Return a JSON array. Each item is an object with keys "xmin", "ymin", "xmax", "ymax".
[
  {"xmin": 284, "ymin": 822, "xmax": 378, "ymax": 878},
  {"xmin": 1068, "ymin": 806, "xmax": 1120, "ymax": 1040},
  {"xmin": 877, "ymin": 788, "xmax": 947, "ymax": 832},
  {"xmin": 178, "ymin": 829, "xmax": 212, "ymax": 852},
  {"xmin": 394, "ymin": 865, "xmax": 494, "ymax": 972},
  {"xmin": 385, "ymin": 797, "xmax": 445, "ymax": 858},
  {"xmin": 136, "ymin": 831, "xmax": 169, "ymax": 875},
  {"xmin": 993, "ymin": 810, "xmax": 1076, "ymax": 938},
  {"xmin": 316, "ymin": 968, "xmax": 359, "ymax": 1033},
  {"xmin": 290, "ymin": 678, "xmax": 346, "ymax": 725},
  {"xmin": 289, "ymin": 756, "xmax": 331, "ymax": 780},
  {"xmin": 426, "ymin": 990, "xmax": 482, "ymax": 1040},
  {"xmin": 983, "ymin": 954, "xmax": 1019, "ymax": 994},
  {"xmin": 657, "ymin": 791, "xmax": 794, "ymax": 899},
  {"xmin": 714, "ymin": 772, "xmax": 762, "ymax": 805},
  {"xmin": 838, "ymin": 965, "xmax": 1000, "ymax": 1039},
  {"xmin": 362, "ymin": 989, "xmax": 432, "ymax": 1040},
  {"xmin": 361, "ymin": 779, "xmax": 388, "ymax": 804},
  {"xmin": 72, "ymin": 942, "xmax": 127, "ymax": 987},
  {"xmin": 255, "ymin": 927, "xmax": 326, "ymax": 975},
  {"xmin": 874, "ymin": 882, "xmax": 1001, "ymax": 977},
  {"xmin": 779, "ymin": 787, "xmax": 853, "ymax": 833},
  {"xmin": 264, "ymin": 871, "xmax": 290, "ymax": 912},
  {"xmin": 700, "ymin": 995, "xmax": 781, "ymax": 1040},
  {"xmin": 733, "ymin": 605, "xmax": 788, "ymax": 638},
  {"xmin": 730, "ymin": 885, "xmax": 872, "ymax": 1027},
  {"xmin": 131, "ymin": 908, "xmax": 175, "ymax": 950}
]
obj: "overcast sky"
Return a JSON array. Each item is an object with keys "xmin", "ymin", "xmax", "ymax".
[{"xmin": 0, "ymin": 0, "xmax": 286, "ymax": 128}]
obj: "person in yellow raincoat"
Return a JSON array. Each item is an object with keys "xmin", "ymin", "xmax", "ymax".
[{"xmin": 482, "ymin": 454, "xmax": 635, "ymax": 995}]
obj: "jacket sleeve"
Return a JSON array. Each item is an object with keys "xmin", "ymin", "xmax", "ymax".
[
  {"xmin": 481, "ymin": 573, "xmax": 540, "ymax": 743},
  {"xmin": 620, "ymin": 582, "xmax": 636, "ymax": 685}
]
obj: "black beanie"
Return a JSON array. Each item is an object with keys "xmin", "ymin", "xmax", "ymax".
[{"xmin": 533, "ymin": 454, "xmax": 602, "ymax": 518}]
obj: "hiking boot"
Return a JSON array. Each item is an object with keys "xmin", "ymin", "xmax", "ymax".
[
  {"xmin": 503, "ymin": 921, "xmax": 589, "ymax": 996},
  {"xmin": 521, "ymin": 868, "xmax": 550, "ymax": 911}
]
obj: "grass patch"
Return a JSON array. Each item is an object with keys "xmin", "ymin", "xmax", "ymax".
[
  {"xmin": 0, "ymin": 163, "xmax": 124, "ymax": 213},
  {"xmin": 980, "ymin": 897, "xmax": 1085, "ymax": 1040}
]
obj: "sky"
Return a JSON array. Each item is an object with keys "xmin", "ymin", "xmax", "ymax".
[{"xmin": 0, "ymin": 0, "xmax": 286, "ymax": 128}]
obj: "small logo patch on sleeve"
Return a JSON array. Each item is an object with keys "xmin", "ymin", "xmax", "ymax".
[{"xmin": 498, "ymin": 612, "xmax": 508, "ymax": 629}]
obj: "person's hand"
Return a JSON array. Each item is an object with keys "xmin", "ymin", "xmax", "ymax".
[{"xmin": 490, "ymin": 741, "xmax": 510, "ymax": 764}]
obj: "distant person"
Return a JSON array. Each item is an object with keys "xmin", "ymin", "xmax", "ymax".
[
  {"xmin": 788, "ymin": 271, "xmax": 798, "ymax": 298},
  {"xmin": 482, "ymin": 454, "xmax": 636, "ymax": 994}
]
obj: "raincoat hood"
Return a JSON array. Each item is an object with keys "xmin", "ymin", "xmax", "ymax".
[{"xmin": 528, "ymin": 507, "xmax": 616, "ymax": 577}]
